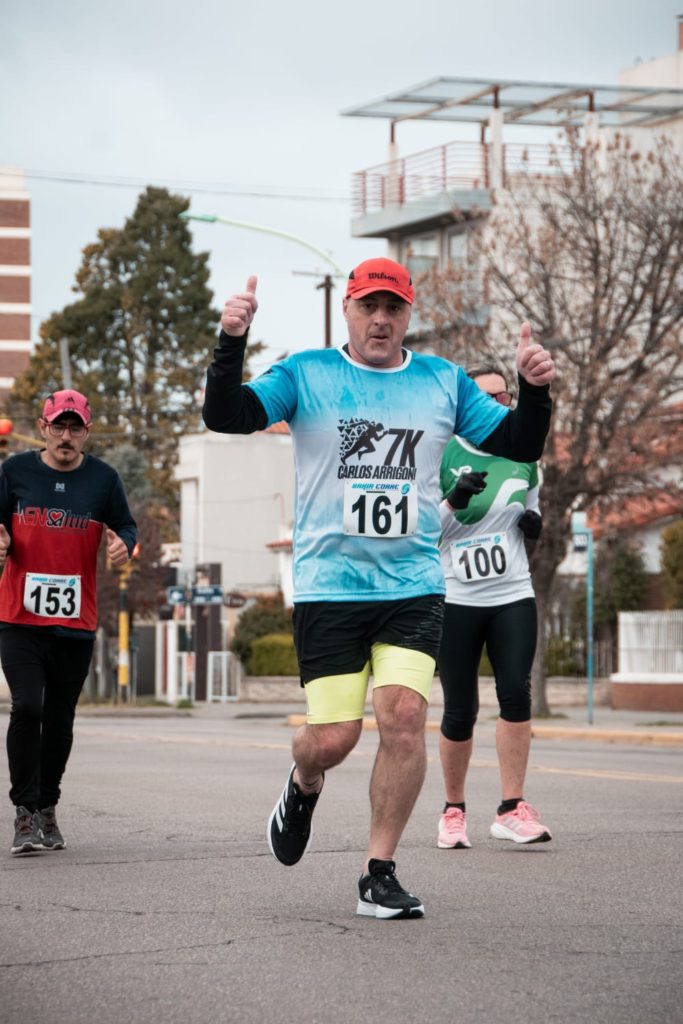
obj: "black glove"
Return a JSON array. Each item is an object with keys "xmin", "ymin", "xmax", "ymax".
[
  {"xmin": 445, "ymin": 471, "xmax": 488, "ymax": 510},
  {"xmin": 517, "ymin": 509, "xmax": 542, "ymax": 540}
]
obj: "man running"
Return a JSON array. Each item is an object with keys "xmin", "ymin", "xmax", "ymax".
[
  {"xmin": 203, "ymin": 258, "xmax": 555, "ymax": 919},
  {"xmin": 0, "ymin": 389, "xmax": 137, "ymax": 855}
]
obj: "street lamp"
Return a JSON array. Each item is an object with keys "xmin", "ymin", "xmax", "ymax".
[
  {"xmin": 571, "ymin": 511, "xmax": 594, "ymax": 725},
  {"xmin": 179, "ymin": 211, "xmax": 345, "ymax": 347}
]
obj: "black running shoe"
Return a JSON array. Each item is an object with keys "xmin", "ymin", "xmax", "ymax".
[
  {"xmin": 11, "ymin": 806, "xmax": 44, "ymax": 855},
  {"xmin": 357, "ymin": 859, "xmax": 424, "ymax": 919},
  {"xmin": 35, "ymin": 807, "xmax": 66, "ymax": 850},
  {"xmin": 267, "ymin": 764, "xmax": 323, "ymax": 866}
]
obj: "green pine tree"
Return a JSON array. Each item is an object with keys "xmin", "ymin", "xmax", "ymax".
[{"xmin": 10, "ymin": 186, "xmax": 220, "ymax": 507}]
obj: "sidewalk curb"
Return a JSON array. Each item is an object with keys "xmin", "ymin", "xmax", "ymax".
[{"xmin": 285, "ymin": 714, "xmax": 683, "ymax": 747}]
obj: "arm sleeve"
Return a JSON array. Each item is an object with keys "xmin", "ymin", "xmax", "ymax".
[
  {"xmin": 526, "ymin": 465, "xmax": 541, "ymax": 514},
  {"xmin": 479, "ymin": 375, "xmax": 552, "ymax": 462},
  {"xmin": 0, "ymin": 464, "xmax": 12, "ymax": 533},
  {"xmin": 202, "ymin": 331, "xmax": 269, "ymax": 434},
  {"xmin": 106, "ymin": 474, "xmax": 138, "ymax": 556}
]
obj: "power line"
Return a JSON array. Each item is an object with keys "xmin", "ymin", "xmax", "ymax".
[{"xmin": 1, "ymin": 168, "xmax": 349, "ymax": 205}]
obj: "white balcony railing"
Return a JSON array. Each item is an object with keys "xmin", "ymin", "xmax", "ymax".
[{"xmin": 352, "ymin": 141, "xmax": 575, "ymax": 217}]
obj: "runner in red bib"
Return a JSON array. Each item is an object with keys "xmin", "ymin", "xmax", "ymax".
[{"xmin": 0, "ymin": 389, "xmax": 137, "ymax": 855}]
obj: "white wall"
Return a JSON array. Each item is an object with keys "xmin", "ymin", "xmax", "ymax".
[
  {"xmin": 175, "ymin": 431, "xmax": 295, "ymax": 595},
  {"xmin": 617, "ymin": 44, "xmax": 683, "ymax": 148}
]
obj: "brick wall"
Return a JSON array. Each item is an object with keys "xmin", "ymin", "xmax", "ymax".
[{"xmin": 0, "ymin": 167, "xmax": 32, "ymax": 408}]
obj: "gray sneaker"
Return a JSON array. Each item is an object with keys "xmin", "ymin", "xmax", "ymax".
[
  {"xmin": 35, "ymin": 807, "xmax": 66, "ymax": 850},
  {"xmin": 11, "ymin": 806, "xmax": 45, "ymax": 855}
]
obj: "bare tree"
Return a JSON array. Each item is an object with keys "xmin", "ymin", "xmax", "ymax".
[{"xmin": 416, "ymin": 133, "xmax": 683, "ymax": 714}]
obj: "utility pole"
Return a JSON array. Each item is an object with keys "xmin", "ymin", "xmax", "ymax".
[
  {"xmin": 318, "ymin": 274, "xmax": 334, "ymax": 349},
  {"xmin": 59, "ymin": 338, "xmax": 73, "ymax": 389},
  {"xmin": 293, "ymin": 271, "xmax": 339, "ymax": 347},
  {"xmin": 116, "ymin": 561, "xmax": 133, "ymax": 703},
  {"xmin": 115, "ymin": 544, "xmax": 140, "ymax": 703}
]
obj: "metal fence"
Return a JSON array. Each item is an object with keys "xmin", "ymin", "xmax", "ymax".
[
  {"xmin": 617, "ymin": 611, "xmax": 683, "ymax": 675},
  {"xmin": 207, "ymin": 651, "xmax": 238, "ymax": 702}
]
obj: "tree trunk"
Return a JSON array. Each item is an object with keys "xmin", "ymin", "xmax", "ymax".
[{"xmin": 531, "ymin": 582, "xmax": 551, "ymax": 717}]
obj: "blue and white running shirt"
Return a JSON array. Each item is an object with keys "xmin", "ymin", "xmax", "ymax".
[{"xmin": 247, "ymin": 346, "xmax": 507, "ymax": 602}]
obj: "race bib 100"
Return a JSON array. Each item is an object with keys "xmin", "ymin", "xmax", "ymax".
[
  {"xmin": 343, "ymin": 481, "xmax": 418, "ymax": 538},
  {"xmin": 23, "ymin": 573, "xmax": 82, "ymax": 618},
  {"xmin": 451, "ymin": 532, "xmax": 509, "ymax": 584}
]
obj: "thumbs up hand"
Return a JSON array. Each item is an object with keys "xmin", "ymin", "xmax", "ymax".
[
  {"xmin": 0, "ymin": 523, "xmax": 10, "ymax": 566},
  {"xmin": 515, "ymin": 321, "xmax": 556, "ymax": 386},
  {"xmin": 106, "ymin": 528, "xmax": 129, "ymax": 568},
  {"xmin": 221, "ymin": 276, "xmax": 259, "ymax": 337}
]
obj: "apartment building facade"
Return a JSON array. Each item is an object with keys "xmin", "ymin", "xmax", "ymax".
[
  {"xmin": 0, "ymin": 167, "xmax": 31, "ymax": 407},
  {"xmin": 345, "ymin": 21, "xmax": 683, "ymax": 340}
]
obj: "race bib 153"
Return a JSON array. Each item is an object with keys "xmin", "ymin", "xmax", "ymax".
[{"xmin": 23, "ymin": 573, "xmax": 82, "ymax": 618}]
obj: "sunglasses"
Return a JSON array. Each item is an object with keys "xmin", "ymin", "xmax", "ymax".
[
  {"xmin": 44, "ymin": 421, "xmax": 88, "ymax": 438},
  {"xmin": 487, "ymin": 391, "xmax": 512, "ymax": 407}
]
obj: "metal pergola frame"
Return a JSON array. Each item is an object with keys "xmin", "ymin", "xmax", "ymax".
[{"xmin": 342, "ymin": 76, "xmax": 683, "ymax": 133}]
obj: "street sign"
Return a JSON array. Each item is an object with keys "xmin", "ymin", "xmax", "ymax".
[
  {"xmin": 192, "ymin": 584, "xmax": 224, "ymax": 606},
  {"xmin": 224, "ymin": 591, "xmax": 247, "ymax": 608},
  {"xmin": 166, "ymin": 586, "xmax": 188, "ymax": 605}
]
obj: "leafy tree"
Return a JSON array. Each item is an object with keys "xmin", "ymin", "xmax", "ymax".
[
  {"xmin": 102, "ymin": 443, "xmax": 153, "ymax": 504},
  {"xmin": 95, "ymin": 444, "xmax": 166, "ymax": 635},
  {"xmin": 9, "ymin": 186, "xmax": 220, "ymax": 507},
  {"xmin": 415, "ymin": 133, "xmax": 683, "ymax": 713},
  {"xmin": 660, "ymin": 520, "xmax": 683, "ymax": 609},
  {"xmin": 230, "ymin": 593, "xmax": 293, "ymax": 667},
  {"xmin": 594, "ymin": 537, "xmax": 648, "ymax": 628}
]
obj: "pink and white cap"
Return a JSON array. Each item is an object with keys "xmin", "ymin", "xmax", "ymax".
[{"xmin": 41, "ymin": 389, "xmax": 92, "ymax": 426}]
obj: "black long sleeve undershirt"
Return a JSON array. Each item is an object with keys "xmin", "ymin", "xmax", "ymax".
[
  {"xmin": 479, "ymin": 374, "xmax": 552, "ymax": 462},
  {"xmin": 202, "ymin": 331, "xmax": 552, "ymax": 462},
  {"xmin": 203, "ymin": 331, "xmax": 267, "ymax": 434}
]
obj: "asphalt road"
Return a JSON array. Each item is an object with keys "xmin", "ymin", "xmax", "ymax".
[{"xmin": 1, "ymin": 706, "xmax": 682, "ymax": 1024}]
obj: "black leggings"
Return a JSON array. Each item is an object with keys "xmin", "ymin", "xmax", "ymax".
[
  {"xmin": 2, "ymin": 627, "xmax": 94, "ymax": 809},
  {"xmin": 438, "ymin": 598, "xmax": 537, "ymax": 742}
]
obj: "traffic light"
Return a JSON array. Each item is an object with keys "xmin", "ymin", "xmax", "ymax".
[{"xmin": 0, "ymin": 418, "xmax": 13, "ymax": 461}]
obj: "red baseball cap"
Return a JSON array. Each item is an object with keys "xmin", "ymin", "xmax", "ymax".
[
  {"xmin": 42, "ymin": 389, "xmax": 92, "ymax": 426},
  {"xmin": 345, "ymin": 258, "xmax": 414, "ymax": 305}
]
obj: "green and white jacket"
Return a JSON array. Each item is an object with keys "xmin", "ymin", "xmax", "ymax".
[{"xmin": 439, "ymin": 436, "xmax": 539, "ymax": 607}]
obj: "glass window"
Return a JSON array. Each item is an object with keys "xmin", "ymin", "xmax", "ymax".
[
  {"xmin": 448, "ymin": 231, "xmax": 468, "ymax": 263},
  {"xmin": 401, "ymin": 235, "xmax": 439, "ymax": 276}
]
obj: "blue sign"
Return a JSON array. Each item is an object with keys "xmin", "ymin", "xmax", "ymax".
[
  {"xmin": 192, "ymin": 585, "xmax": 224, "ymax": 606},
  {"xmin": 166, "ymin": 586, "xmax": 188, "ymax": 605}
]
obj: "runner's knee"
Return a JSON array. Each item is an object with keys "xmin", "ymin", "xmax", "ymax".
[
  {"xmin": 498, "ymin": 683, "xmax": 532, "ymax": 723},
  {"xmin": 10, "ymin": 691, "xmax": 43, "ymax": 722},
  {"xmin": 299, "ymin": 719, "xmax": 362, "ymax": 765},
  {"xmin": 375, "ymin": 686, "xmax": 426, "ymax": 744},
  {"xmin": 440, "ymin": 712, "xmax": 476, "ymax": 742}
]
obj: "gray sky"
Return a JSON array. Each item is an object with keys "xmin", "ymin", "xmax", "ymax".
[{"xmin": 2, "ymin": 0, "xmax": 681, "ymax": 372}]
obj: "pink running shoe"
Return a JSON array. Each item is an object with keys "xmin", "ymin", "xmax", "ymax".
[
  {"xmin": 437, "ymin": 807, "xmax": 471, "ymax": 849},
  {"xmin": 490, "ymin": 801, "xmax": 552, "ymax": 844}
]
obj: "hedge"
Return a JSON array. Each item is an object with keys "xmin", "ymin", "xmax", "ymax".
[{"xmin": 248, "ymin": 632, "xmax": 300, "ymax": 676}]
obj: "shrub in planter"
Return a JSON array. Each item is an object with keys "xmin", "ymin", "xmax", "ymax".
[
  {"xmin": 544, "ymin": 635, "xmax": 580, "ymax": 676},
  {"xmin": 230, "ymin": 594, "xmax": 293, "ymax": 665},
  {"xmin": 248, "ymin": 633, "xmax": 300, "ymax": 676}
]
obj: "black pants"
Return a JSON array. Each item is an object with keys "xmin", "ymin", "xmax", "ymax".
[
  {"xmin": 2, "ymin": 627, "xmax": 94, "ymax": 809},
  {"xmin": 438, "ymin": 598, "xmax": 537, "ymax": 742}
]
